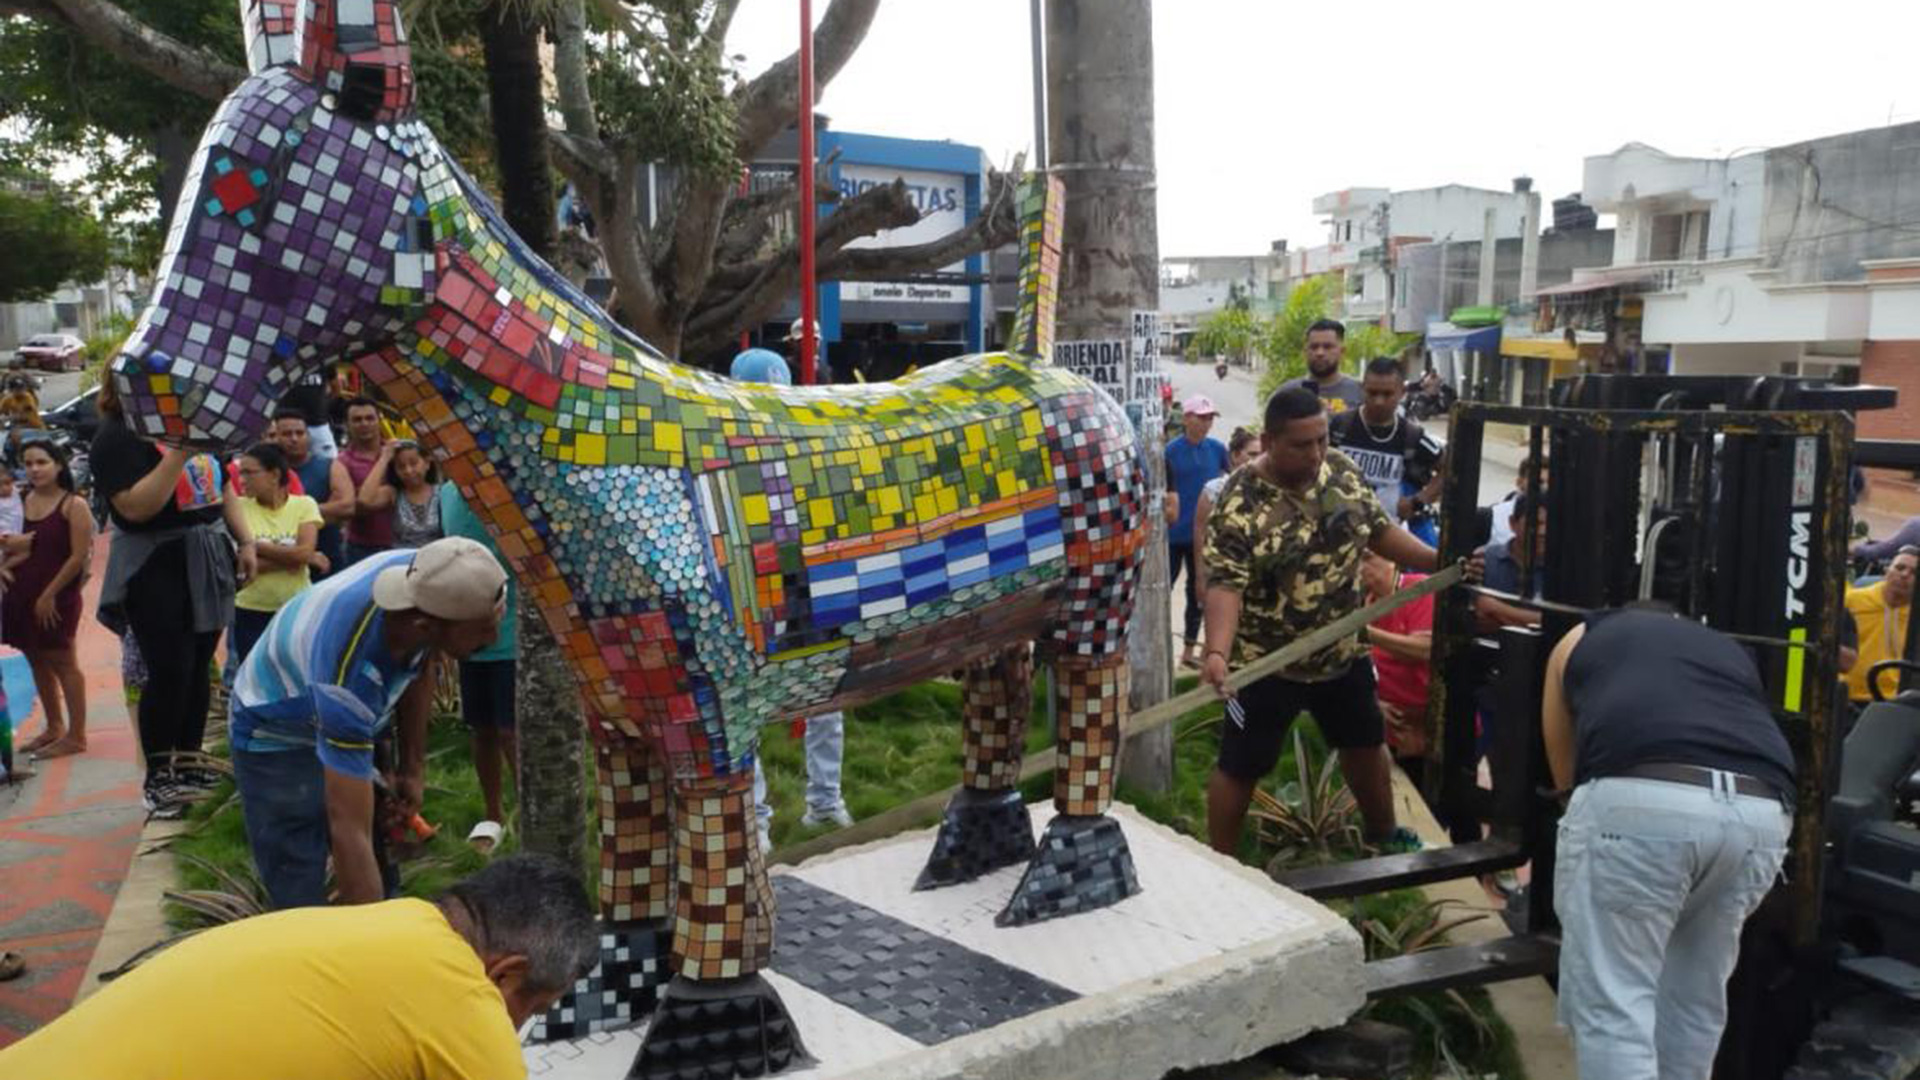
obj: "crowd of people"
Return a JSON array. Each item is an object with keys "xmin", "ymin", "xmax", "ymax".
[{"xmin": 1179, "ymin": 318, "xmax": 1800, "ymax": 1078}]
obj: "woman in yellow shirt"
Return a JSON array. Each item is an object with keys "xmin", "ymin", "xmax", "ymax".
[{"xmin": 231, "ymin": 442, "xmax": 325, "ymax": 668}]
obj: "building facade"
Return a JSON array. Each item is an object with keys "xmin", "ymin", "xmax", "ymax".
[{"xmin": 1541, "ymin": 122, "xmax": 1920, "ymax": 418}]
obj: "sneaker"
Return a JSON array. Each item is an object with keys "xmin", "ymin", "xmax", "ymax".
[
  {"xmin": 800, "ymin": 805, "xmax": 854, "ymax": 829},
  {"xmin": 142, "ymin": 774, "xmax": 188, "ymax": 821},
  {"xmin": 174, "ymin": 766, "xmax": 222, "ymax": 791},
  {"xmin": 1370, "ymin": 826, "xmax": 1424, "ymax": 855}
]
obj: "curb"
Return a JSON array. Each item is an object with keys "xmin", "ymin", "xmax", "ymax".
[{"xmin": 73, "ymin": 816, "xmax": 189, "ymax": 1001}]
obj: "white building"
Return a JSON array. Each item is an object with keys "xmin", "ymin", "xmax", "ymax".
[
  {"xmin": 1552, "ymin": 123, "xmax": 1920, "ymax": 442},
  {"xmin": 1275, "ymin": 183, "xmax": 1539, "ymax": 323}
]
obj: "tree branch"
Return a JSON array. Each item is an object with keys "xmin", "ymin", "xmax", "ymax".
[
  {"xmin": 551, "ymin": 0, "xmax": 600, "ymax": 143},
  {"xmin": 35, "ymin": 0, "xmax": 245, "ymax": 103},
  {"xmin": 682, "ymin": 169, "xmax": 1023, "ymax": 360},
  {"xmin": 704, "ymin": 0, "xmax": 745, "ymax": 54},
  {"xmin": 702, "ymin": 177, "xmax": 917, "ymax": 294},
  {"xmin": 731, "ymin": 0, "xmax": 879, "ymax": 158},
  {"xmin": 821, "ymin": 170, "xmax": 1021, "ymax": 280}
]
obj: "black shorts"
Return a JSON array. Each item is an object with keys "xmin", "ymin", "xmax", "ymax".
[
  {"xmin": 458, "ymin": 658, "xmax": 517, "ymax": 729},
  {"xmin": 1216, "ymin": 663, "xmax": 1384, "ymax": 781}
]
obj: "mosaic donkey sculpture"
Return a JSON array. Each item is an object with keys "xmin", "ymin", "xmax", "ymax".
[{"xmin": 115, "ymin": 1, "xmax": 1145, "ymax": 1072}]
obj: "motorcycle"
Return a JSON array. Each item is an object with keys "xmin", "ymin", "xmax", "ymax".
[{"xmin": 1406, "ymin": 381, "xmax": 1457, "ymax": 422}]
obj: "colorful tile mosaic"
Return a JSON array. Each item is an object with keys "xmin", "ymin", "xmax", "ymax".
[
  {"xmin": 1008, "ymin": 175, "xmax": 1064, "ymax": 361},
  {"xmin": 115, "ymin": 3, "xmax": 1148, "ymax": 1064},
  {"xmin": 960, "ymin": 646, "xmax": 1034, "ymax": 792},
  {"xmin": 670, "ymin": 776, "xmax": 772, "ymax": 980},
  {"xmin": 1055, "ymin": 655, "xmax": 1128, "ymax": 817}
]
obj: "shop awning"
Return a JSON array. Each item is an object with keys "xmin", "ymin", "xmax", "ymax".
[
  {"xmin": 1501, "ymin": 336, "xmax": 1578, "ymax": 361},
  {"xmin": 1532, "ymin": 267, "xmax": 1661, "ymax": 298},
  {"xmin": 1426, "ymin": 321, "xmax": 1501, "ymax": 352}
]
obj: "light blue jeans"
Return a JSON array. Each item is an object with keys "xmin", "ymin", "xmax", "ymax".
[
  {"xmin": 1554, "ymin": 774, "xmax": 1791, "ymax": 1080},
  {"xmin": 752, "ymin": 711, "xmax": 847, "ymax": 830}
]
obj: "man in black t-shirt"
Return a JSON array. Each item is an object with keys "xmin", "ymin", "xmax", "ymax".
[
  {"xmin": 1328, "ymin": 357, "xmax": 1441, "ymax": 525},
  {"xmin": 1542, "ymin": 605, "xmax": 1794, "ymax": 1080}
]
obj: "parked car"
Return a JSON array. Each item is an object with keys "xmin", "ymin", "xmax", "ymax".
[{"xmin": 16, "ymin": 333, "xmax": 85, "ymax": 372}]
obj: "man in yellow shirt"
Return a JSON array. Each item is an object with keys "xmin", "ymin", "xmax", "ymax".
[
  {"xmin": 0, "ymin": 854, "xmax": 597, "ymax": 1079},
  {"xmin": 1845, "ymin": 546, "xmax": 1918, "ymax": 703}
]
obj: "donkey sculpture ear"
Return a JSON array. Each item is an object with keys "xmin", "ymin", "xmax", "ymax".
[
  {"xmin": 240, "ymin": 0, "xmax": 301, "ymax": 74},
  {"xmin": 292, "ymin": 0, "xmax": 416, "ymax": 122}
]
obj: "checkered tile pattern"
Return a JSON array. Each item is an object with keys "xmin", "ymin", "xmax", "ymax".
[
  {"xmin": 529, "ymin": 922, "xmax": 670, "ymax": 1043},
  {"xmin": 670, "ymin": 775, "xmax": 773, "ymax": 980},
  {"xmin": 595, "ymin": 741, "xmax": 671, "ymax": 924},
  {"xmin": 1054, "ymin": 656, "xmax": 1128, "ymax": 816},
  {"xmin": 961, "ymin": 645, "xmax": 1033, "ymax": 791}
]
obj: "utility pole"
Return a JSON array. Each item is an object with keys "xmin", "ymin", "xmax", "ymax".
[{"xmin": 1046, "ymin": 0, "xmax": 1170, "ymax": 792}]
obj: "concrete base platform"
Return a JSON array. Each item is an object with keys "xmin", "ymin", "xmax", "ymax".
[{"xmin": 524, "ymin": 803, "xmax": 1364, "ymax": 1080}]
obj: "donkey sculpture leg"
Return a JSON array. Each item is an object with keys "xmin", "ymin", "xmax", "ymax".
[
  {"xmin": 632, "ymin": 771, "xmax": 806, "ymax": 1078},
  {"xmin": 999, "ymin": 651, "xmax": 1138, "ymax": 925},
  {"xmin": 532, "ymin": 716, "xmax": 676, "ymax": 1042},
  {"xmin": 917, "ymin": 645, "xmax": 1039, "ymax": 889},
  {"xmin": 916, "ymin": 645, "xmax": 1141, "ymax": 924}
]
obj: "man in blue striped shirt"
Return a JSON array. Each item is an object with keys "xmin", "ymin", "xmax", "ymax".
[{"xmin": 232, "ymin": 537, "xmax": 507, "ymax": 908}]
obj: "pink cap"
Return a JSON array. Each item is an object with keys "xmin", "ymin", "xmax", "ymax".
[{"xmin": 1181, "ymin": 394, "xmax": 1219, "ymax": 417}]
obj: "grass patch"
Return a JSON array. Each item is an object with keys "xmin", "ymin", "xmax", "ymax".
[{"xmin": 172, "ymin": 675, "xmax": 1522, "ymax": 1078}]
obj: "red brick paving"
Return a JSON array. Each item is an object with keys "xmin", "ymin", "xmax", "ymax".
[{"xmin": 0, "ymin": 536, "xmax": 144, "ymax": 1047}]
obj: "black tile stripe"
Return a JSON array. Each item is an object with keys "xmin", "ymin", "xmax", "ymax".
[{"xmin": 771, "ymin": 876, "xmax": 1080, "ymax": 1045}]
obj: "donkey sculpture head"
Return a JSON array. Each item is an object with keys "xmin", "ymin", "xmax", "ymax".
[
  {"xmin": 120, "ymin": 3, "xmax": 1149, "ymax": 1074},
  {"xmin": 116, "ymin": 0, "xmax": 479, "ymax": 443}
]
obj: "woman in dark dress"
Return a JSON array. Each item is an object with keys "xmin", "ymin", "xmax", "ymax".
[{"xmin": 3, "ymin": 440, "xmax": 93, "ymax": 758}]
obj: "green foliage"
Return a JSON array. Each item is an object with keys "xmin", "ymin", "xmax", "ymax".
[
  {"xmin": 1255, "ymin": 276, "xmax": 1422, "ymax": 400},
  {"xmin": 1345, "ymin": 323, "xmax": 1422, "ymax": 376},
  {"xmin": 80, "ymin": 316, "xmax": 135, "ymax": 393},
  {"xmin": 1190, "ymin": 306, "xmax": 1261, "ymax": 366},
  {"xmin": 1341, "ymin": 891, "xmax": 1524, "ymax": 1078},
  {"xmin": 1246, "ymin": 727, "xmax": 1364, "ymax": 872},
  {"xmin": 584, "ymin": 2, "xmax": 740, "ymax": 180},
  {"xmin": 0, "ymin": 181, "xmax": 112, "ymax": 302},
  {"xmin": 1256, "ymin": 276, "xmax": 1335, "ymax": 398}
]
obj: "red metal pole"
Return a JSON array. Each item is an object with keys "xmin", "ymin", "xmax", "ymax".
[{"xmin": 797, "ymin": 0, "xmax": 817, "ymax": 385}]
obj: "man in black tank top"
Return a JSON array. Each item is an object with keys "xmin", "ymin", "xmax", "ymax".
[{"xmin": 1541, "ymin": 605, "xmax": 1794, "ymax": 1080}]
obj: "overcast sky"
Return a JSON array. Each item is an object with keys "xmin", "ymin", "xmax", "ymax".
[{"xmin": 726, "ymin": 0, "xmax": 1920, "ymax": 256}]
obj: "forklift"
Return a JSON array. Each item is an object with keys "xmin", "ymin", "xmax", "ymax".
[{"xmin": 1275, "ymin": 373, "xmax": 1920, "ymax": 1079}]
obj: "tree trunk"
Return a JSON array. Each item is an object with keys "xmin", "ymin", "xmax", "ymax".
[
  {"xmin": 514, "ymin": 614, "xmax": 588, "ymax": 874},
  {"xmin": 478, "ymin": 1, "xmax": 558, "ymax": 259},
  {"xmin": 1045, "ymin": 0, "xmax": 1170, "ymax": 792},
  {"xmin": 478, "ymin": 1, "xmax": 587, "ymax": 867}
]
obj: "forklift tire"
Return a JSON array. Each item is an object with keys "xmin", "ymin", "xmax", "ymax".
[{"xmin": 1784, "ymin": 995, "xmax": 1920, "ymax": 1080}]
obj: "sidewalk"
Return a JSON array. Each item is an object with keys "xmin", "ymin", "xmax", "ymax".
[{"xmin": 0, "ymin": 536, "xmax": 144, "ymax": 1047}]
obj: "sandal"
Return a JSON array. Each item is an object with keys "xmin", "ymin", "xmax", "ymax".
[
  {"xmin": 466, "ymin": 819, "xmax": 505, "ymax": 853},
  {"xmin": 0, "ymin": 952, "xmax": 24, "ymax": 981}
]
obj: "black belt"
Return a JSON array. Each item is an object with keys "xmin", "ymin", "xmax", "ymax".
[{"xmin": 1619, "ymin": 762, "xmax": 1791, "ymax": 809}]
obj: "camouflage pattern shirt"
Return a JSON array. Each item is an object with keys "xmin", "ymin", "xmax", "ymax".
[{"xmin": 1203, "ymin": 452, "xmax": 1391, "ymax": 681}]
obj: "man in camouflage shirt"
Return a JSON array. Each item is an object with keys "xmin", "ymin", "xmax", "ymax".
[{"xmin": 1201, "ymin": 385, "xmax": 1439, "ymax": 854}]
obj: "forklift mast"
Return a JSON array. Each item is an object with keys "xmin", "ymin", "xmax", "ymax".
[{"xmin": 1433, "ymin": 374, "xmax": 1896, "ymax": 952}]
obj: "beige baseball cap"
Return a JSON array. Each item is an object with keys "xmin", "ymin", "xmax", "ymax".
[{"xmin": 373, "ymin": 537, "xmax": 508, "ymax": 622}]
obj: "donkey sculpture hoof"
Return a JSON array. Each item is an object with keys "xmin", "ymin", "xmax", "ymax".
[
  {"xmin": 529, "ymin": 920, "xmax": 672, "ymax": 1043},
  {"xmin": 915, "ymin": 787, "xmax": 1036, "ymax": 890},
  {"xmin": 996, "ymin": 814, "xmax": 1140, "ymax": 927},
  {"xmin": 629, "ymin": 973, "xmax": 808, "ymax": 1079}
]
